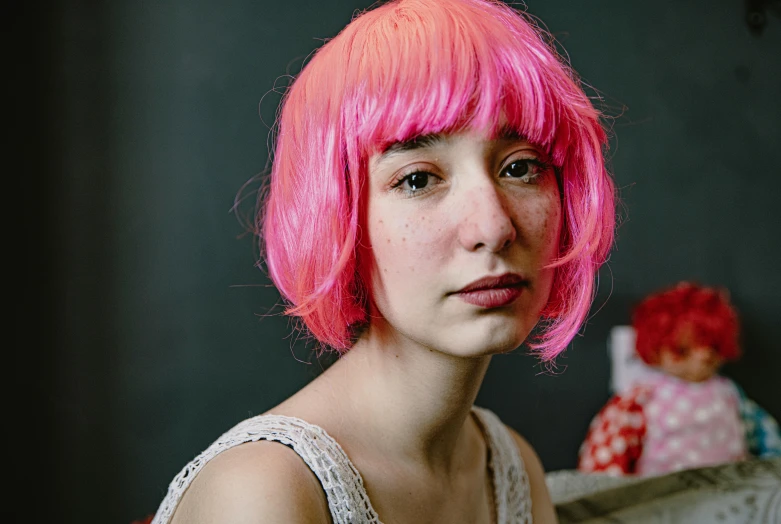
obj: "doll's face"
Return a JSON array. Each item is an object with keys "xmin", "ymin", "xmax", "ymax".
[
  {"xmin": 362, "ymin": 130, "xmax": 561, "ymax": 357},
  {"xmin": 657, "ymin": 345, "xmax": 724, "ymax": 383}
]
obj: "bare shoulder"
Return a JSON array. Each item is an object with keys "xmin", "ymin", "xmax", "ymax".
[
  {"xmin": 505, "ymin": 425, "xmax": 560, "ymax": 524},
  {"xmin": 170, "ymin": 440, "xmax": 331, "ymax": 524}
]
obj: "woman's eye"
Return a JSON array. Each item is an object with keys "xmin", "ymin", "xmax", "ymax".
[
  {"xmin": 501, "ymin": 159, "xmax": 546, "ymax": 182},
  {"xmin": 392, "ymin": 171, "xmax": 437, "ymax": 196},
  {"xmin": 405, "ymin": 172, "xmax": 429, "ymax": 191}
]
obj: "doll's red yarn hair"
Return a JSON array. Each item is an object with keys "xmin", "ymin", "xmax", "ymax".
[{"xmin": 632, "ymin": 282, "xmax": 741, "ymax": 365}]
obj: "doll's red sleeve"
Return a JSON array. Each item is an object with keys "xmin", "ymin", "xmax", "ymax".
[{"xmin": 577, "ymin": 386, "xmax": 649, "ymax": 475}]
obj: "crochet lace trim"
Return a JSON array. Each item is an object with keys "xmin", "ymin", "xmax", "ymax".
[
  {"xmin": 473, "ymin": 406, "xmax": 533, "ymax": 524},
  {"xmin": 152, "ymin": 407, "xmax": 531, "ymax": 523},
  {"xmin": 151, "ymin": 414, "xmax": 380, "ymax": 524}
]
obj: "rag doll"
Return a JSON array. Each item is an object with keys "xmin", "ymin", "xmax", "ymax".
[{"xmin": 578, "ymin": 282, "xmax": 781, "ymax": 476}]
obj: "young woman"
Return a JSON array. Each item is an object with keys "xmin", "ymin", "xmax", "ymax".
[{"xmin": 152, "ymin": 0, "xmax": 615, "ymax": 522}]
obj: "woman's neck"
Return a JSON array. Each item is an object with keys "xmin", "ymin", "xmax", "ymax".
[{"xmin": 283, "ymin": 323, "xmax": 492, "ymax": 475}]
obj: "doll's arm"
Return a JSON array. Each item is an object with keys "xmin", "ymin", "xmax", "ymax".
[
  {"xmin": 577, "ymin": 388, "xmax": 648, "ymax": 475},
  {"xmin": 732, "ymin": 382, "xmax": 781, "ymax": 458}
]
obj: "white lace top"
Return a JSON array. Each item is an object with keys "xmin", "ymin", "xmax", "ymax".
[{"xmin": 151, "ymin": 406, "xmax": 531, "ymax": 523}]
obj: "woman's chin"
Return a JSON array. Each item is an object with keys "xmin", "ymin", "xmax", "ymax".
[{"xmin": 436, "ymin": 323, "xmax": 530, "ymax": 358}]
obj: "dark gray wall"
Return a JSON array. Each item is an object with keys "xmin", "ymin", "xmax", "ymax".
[{"xmin": 31, "ymin": 0, "xmax": 781, "ymax": 522}]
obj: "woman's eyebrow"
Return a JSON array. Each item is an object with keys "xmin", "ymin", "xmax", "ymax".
[
  {"xmin": 380, "ymin": 133, "xmax": 446, "ymax": 159},
  {"xmin": 494, "ymin": 126, "xmax": 527, "ymax": 142}
]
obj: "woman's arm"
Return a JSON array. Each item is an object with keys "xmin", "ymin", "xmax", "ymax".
[
  {"xmin": 169, "ymin": 441, "xmax": 331, "ymax": 524},
  {"xmin": 507, "ymin": 427, "xmax": 559, "ymax": 524}
]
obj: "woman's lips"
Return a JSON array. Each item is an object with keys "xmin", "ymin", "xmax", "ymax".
[
  {"xmin": 455, "ymin": 286, "xmax": 524, "ymax": 308},
  {"xmin": 453, "ymin": 273, "xmax": 527, "ymax": 308}
]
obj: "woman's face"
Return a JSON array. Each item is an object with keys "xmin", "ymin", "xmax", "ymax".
[{"xmin": 363, "ymin": 130, "xmax": 562, "ymax": 357}]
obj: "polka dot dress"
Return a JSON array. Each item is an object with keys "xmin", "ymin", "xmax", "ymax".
[{"xmin": 578, "ymin": 374, "xmax": 747, "ymax": 476}]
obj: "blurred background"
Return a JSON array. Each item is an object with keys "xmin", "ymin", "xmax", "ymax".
[{"xmin": 17, "ymin": 0, "xmax": 781, "ymax": 521}]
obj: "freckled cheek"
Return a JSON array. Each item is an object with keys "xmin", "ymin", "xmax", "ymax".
[
  {"xmin": 515, "ymin": 195, "xmax": 562, "ymax": 254},
  {"xmin": 545, "ymin": 201, "xmax": 563, "ymax": 251},
  {"xmin": 368, "ymin": 214, "xmax": 449, "ymax": 274}
]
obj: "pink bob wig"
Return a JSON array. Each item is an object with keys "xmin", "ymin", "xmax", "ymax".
[
  {"xmin": 259, "ymin": 0, "xmax": 615, "ymax": 360},
  {"xmin": 632, "ymin": 282, "xmax": 741, "ymax": 365}
]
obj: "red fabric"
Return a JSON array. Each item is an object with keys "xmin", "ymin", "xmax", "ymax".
[{"xmin": 578, "ymin": 386, "xmax": 649, "ymax": 475}]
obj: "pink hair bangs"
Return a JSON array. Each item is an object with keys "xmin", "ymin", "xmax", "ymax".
[{"xmin": 261, "ymin": 0, "xmax": 615, "ymax": 359}]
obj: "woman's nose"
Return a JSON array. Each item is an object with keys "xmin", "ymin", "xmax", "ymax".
[{"xmin": 457, "ymin": 185, "xmax": 516, "ymax": 253}]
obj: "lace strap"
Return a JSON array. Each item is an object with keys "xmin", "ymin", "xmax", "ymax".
[
  {"xmin": 472, "ymin": 407, "xmax": 533, "ymax": 524},
  {"xmin": 151, "ymin": 414, "xmax": 381, "ymax": 524}
]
